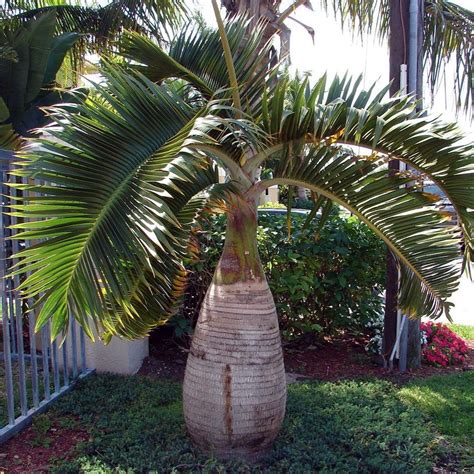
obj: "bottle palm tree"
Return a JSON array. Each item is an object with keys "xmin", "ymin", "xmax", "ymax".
[{"xmin": 11, "ymin": 10, "xmax": 474, "ymax": 461}]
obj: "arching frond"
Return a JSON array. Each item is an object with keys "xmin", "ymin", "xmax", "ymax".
[
  {"xmin": 119, "ymin": 17, "xmax": 275, "ymax": 113},
  {"xmin": 9, "ymin": 64, "xmax": 225, "ymax": 340},
  {"xmin": 251, "ymin": 74, "xmax": 474, "ymax": 266},
  {"xmin": 252, "ymin": 146, "xmax": 462, "ymax": 319}
]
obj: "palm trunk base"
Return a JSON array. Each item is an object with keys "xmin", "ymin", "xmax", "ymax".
[{"xmin": 183, "ymin": 279, "xmax": 286, "ymax": 461}]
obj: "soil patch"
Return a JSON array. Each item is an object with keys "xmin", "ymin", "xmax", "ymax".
[
  {"xmin": 141, "ymin": 334, "xmax": 474, "ymax": 384},
  {"xmin": 0, "ymin": 415, "xmax": 89, "ymax": 473},
  {"xmin": 138, "ymin": 330, "xmax": 188, "ymax": 380},
  {"xmin": 284, "ymin": 337, "xmax": 473, "ymax": 384}
]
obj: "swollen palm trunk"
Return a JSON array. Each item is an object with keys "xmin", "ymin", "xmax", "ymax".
[{"xmin": 183, "ymin": 200, "xmax": 286, "ymax": 460}]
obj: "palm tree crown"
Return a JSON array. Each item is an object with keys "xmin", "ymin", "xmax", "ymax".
[{"xmin": 9, "ymin": 16, "xmax": 473, "ymax": 342}]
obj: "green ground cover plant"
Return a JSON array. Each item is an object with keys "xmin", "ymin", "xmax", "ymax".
[
  {"xmin": 399, "ymin": 372, "xmax": 474, "ymax": 470},
  {"xmin": 49, "ymin": 373, "xmax": 441, "ymax": 473}
]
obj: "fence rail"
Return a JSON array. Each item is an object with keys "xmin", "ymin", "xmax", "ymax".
[{"xmin": 0, "ymin": 151, "xmax": 92, "ymax": 444}]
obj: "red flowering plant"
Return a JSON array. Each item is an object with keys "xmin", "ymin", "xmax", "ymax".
[{"xmin": 420, "ymin": 322, "xmax": 469, "ymax": 367}]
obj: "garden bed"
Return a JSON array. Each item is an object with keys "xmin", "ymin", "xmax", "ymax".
[
  {"xmin": 283, "ymin": 335, "xmax": 474, "ymax": 383},
  {"xmin": 139, "ymin": 332, "xmax": 474, "ymax": 384},
  {"xmin": 1, "ymin": 326, "xmax": 472, "ymax": 472}
]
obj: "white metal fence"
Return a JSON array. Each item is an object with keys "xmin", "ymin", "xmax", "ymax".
[{"xmin": 0, "ymin": 151, "xmax": 92, "ymax": 444}]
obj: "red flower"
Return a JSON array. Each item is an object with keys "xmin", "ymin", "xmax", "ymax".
[{"xmin": 421, "ymin": 322, "xmax": 468, "ymax": 367}]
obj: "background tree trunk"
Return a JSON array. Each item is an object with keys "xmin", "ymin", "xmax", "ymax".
[
  {"xmin": 183, "ymin": 196, "xmax": 286, "ymax": 460},
  {"xmin": 386, "ymin": 0, "xmax": 423, "ymax": 370}
]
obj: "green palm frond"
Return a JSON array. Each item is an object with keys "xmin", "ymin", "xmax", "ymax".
[
  {"xmin": 0, "ymin": 11, "xmax": 81, "ymax": 136},
  {"xmin": 9, "ymin": 64, "xmax": 225, "ymax": 340},
  {"xmin": 251, "ymin": 74, "xmax": 474, "ymax": 263},
  {"xmin": 320, "ymin": 0, "xmax": 390, "ymax": 39},
  {"xmin": 119, "ymin": 17, "xmax": 275, "ymax": 110},
  {"xmin": 261, "ymin": 146, "xmax": 462, "ymax": 319},
  {"xmin": 2, "ymin": 0, "xmax": 188, "ymax": 78},
  {"xmin": 0, "ymin": 11, "xmax": 57, "ymax": 127},
  {"xmin": 99, "ymin": 171, "xmax": 226, "ymax": 341},
  {"xmin": 244, "ymin": 73, "xmax": 472, "ymax": 319},
  {"xmin": 4, "ymin": 0, "xmax": 187, "ymax": 37},
  {"xmin": 424, "ymin": 1, "xmax": 474, "ymax": 113}
]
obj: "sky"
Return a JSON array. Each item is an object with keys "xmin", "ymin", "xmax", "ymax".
[{"xmin": 191, "ymin": 0, "xmax": 473, "ymax": 133}]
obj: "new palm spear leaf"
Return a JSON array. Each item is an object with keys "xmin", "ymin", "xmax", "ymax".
[{"xmin": 11, "ymin": 14, "xmax": 474, "ymax": 460}]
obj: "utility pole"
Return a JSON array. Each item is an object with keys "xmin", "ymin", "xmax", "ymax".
[
  {"xmin": 384, "ymin": 0, "xmax": 410, "ymax": 367},
  {"xmin": 385, "ymin": 0, "xmax": 423, "ymax": 370},
  {"xmin": 406, "ymin": 0, "xmax": 424, "ymax": 369}
]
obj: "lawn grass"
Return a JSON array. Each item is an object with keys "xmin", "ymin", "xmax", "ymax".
[
  {"xmin": 49, "ymin": 374, "xmax": 441, "ymax": 473},
  {"xmin": 399, "ymin": 371, "xmax": 474, "ymax": 470},
  {"xmin": 448, "ymin": 324, "xmax": 474, "ymax": 340}
]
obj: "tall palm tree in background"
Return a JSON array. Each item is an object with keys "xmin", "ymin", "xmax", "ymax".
[
  {"xmin": 11, "ymin": 0, "xmax": 474, "ymax": 456},
  {"xmin": 222, "ymin": 0, "xmax": 473, "ymax": 112},
  {"xmin": 0, "ymin": 0, "xmax": 187, "ymax": 148}
]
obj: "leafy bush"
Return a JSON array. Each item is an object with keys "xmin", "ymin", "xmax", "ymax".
[
  {"xmin": 292, "ymin": 197, "xmax": 314, "ymax": 209},
  {"xmin": 421, "ymin": 322, "xmax": 469, "ymax": 367},
  {"xmin": 180, "ymin": 212, "xmax": 386, "ymax": 341},
  {"xmin": 258, "ymin": 201, "xmax": 286, "ymax": 209},
  {"xmin": 51, "ymin": 374, "xmax": 436, "ymax": 473}
]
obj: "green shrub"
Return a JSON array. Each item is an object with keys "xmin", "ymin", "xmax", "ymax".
[
  {"xmin": 52, "ymin": 374, "xmax": 436, "ymax": 473},
  {"xmin": 292, "ymin": 197, "xmax": 314, "ymax": 209},
  {"xmin": 180, "ymin": 212, "xmax": 386, "ymax": 341},
  {"xmin": 258, "ymin": 201, "xmax": 286, "ymax": 209}
]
